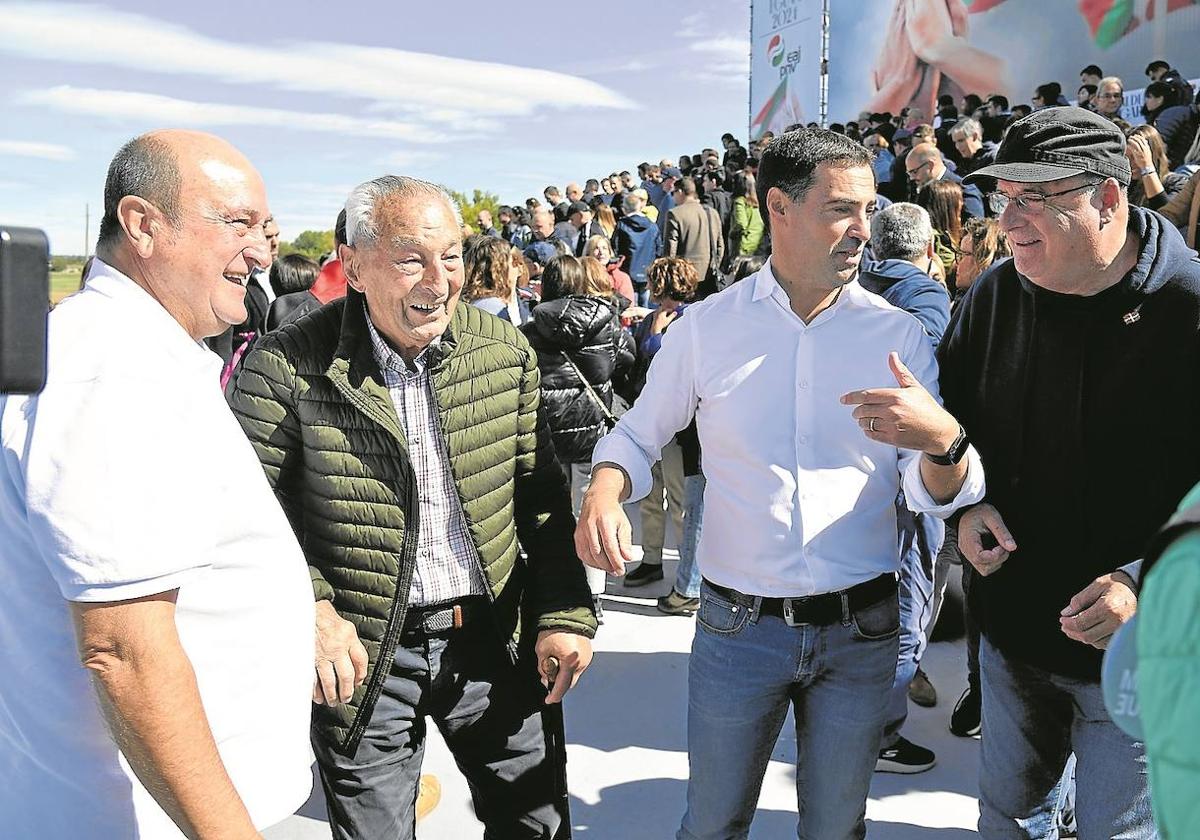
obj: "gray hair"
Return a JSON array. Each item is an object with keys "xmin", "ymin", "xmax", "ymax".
[
  {"xmin": 343, "ymin": 175, "xmax": 462, "ymax": 248},
  {"xmin": 98, "ymin": 134, "xmax": 182, "ymax": 247},
  {"xmin": 622, "ymin": 192, "xmax": 646, "ymax": 214},
  {"xmin": 950, "ymin": 117, "xmax": 982, "ymax": 140},
  {"xmin": 1098, "ymin": 75, "xmax": 1124, "ymax": 94},
  {"xmin": 870, "ymin": 202, "xmax": 933, "ymax": 263}
]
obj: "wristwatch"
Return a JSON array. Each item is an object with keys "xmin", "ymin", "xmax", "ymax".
[
  {"xmin": 926, "ymin": 425, "xmax": 970, "ymax": 466},
  {"xmin": 1138, "ymin": 165, "xmax": 1156, "ymax": 178}
]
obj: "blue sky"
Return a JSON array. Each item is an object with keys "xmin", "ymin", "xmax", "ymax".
[{"xmin": 1, "ymin": 0, "xmax": 751, "ymax": 254}]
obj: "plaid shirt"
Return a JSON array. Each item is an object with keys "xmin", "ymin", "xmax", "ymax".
[{"xmin": 366, "ymin": 316, "xmax": 487, "ymax": 606}]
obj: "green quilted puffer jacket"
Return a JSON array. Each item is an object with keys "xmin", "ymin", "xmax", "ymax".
[{"xmin": 227, "ymin": 290, "xmax": 596, "ymax": 754}]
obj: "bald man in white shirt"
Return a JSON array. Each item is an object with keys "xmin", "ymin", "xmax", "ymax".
[{"xmin": 577, "ymin": 129, "xmax": 985, "ymax": 840}]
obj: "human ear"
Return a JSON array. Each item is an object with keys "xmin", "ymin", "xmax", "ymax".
[
  {"xmin": 116, "ymin": 195, "xmax": 158, "ymax": 259},
  {"xmin": 341, "ymin": 245, "xmax": 366, "ymax": 293}
]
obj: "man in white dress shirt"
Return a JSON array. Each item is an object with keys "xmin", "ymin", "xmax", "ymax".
[
  {"xmin": 577, "ymin": 128, "xmax": 986, "ymax": 839},
  {"xmin": 0, "ymin": 130, "xmax": 315, "ymax": 839}
]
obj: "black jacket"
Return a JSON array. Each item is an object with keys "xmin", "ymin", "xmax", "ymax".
[
  {"xmin": 522, "ymin": 295, "xmax": 635, "ymax": 464},
  {"xmin": 938, "ymin": 207, "xmax": 1200, "ymax": 678}
]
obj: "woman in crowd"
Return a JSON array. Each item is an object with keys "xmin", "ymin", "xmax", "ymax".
[
  {"xmin": 729, "ymin": 171, "xmax": 764, "ymax": 259},
  {"xmin": 521, "ymin": 255, "xmax": 634, "ymax": 617},
  {"xmin": 620, "ymin": 258, "xmax": 697, "ymax": 590},
  {"xmin": 917, "ymin": 179, "xmax": 964, "ymax": 284},
  {"xmin": 954, "ymin": 217, "xmax": 1010, "ymax": 301},
  {"xmin": 1140, "ymin": 80, "xmax": 1182, "ymax": 127},
  {"xmin": 586, "ymin": 235, "xmax": 635, "ymax": 306},
  {"xmin": 1126, "ymin": 124, "xmax": 1191, "ymax": 209},
  {"xmin": 593, "ymin": 200, "xmax": 618, "ymax": 240},
  {"xmin": 462, "ymin": 235, "xmax": 529, "ymax": 325}
]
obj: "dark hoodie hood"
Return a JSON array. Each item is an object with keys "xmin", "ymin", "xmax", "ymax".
[
  {"xmin": 1125, "ymin": 205, "xmax": 1200, "ymax": 296},
  {"xmin": 529, "ymin": 294, "xmax": 617, "ymax": 351},
  {"xmin": 620, "ymin": 213, "xmax": 655, "ymax": 233},
  {"xmin": 859, "ymin": 258, "xmax": 935, "ymax": 294}
]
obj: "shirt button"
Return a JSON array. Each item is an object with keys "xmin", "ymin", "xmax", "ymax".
[
  {"xmin": 799, "ymin": 435, "xmax": 810, "ymax": 445},
  {"xmin": 798, "ymin": 380, "xmax": 809, "ymax": 389}
]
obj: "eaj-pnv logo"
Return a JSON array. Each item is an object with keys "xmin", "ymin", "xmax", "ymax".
[{"xmin": 767, "ymin": 34, "xmax": 785, "ymax": 67}]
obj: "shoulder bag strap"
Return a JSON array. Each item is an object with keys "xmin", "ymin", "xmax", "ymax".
[{"xmin": 561, "ymin": 352, "xmax": 618, "ymax": 426}]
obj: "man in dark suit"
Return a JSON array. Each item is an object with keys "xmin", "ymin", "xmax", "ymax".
[
  {"xmin": 666, "ymin": 177, "xmax": 724, "ymax": 295},
  {"xmin": 905, "ymin": 145, "xmax": 985, "ymax": 219},
  {"xmin": 553, "ymin": 201, "xmax": 604, "ymax": 256}
]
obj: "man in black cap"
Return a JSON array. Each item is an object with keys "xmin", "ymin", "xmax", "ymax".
[
  {"xmin": 553, "ymin": 201, "xmax": 602, "ymax": 256},
  {"xmin": 944, "ymin": 106, "xmax": 1200, "ymax": 838}
]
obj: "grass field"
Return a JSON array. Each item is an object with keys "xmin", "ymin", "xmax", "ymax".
[{"xmin": 50, "ymin": 265, "xmax": 85, "ymax": 304}]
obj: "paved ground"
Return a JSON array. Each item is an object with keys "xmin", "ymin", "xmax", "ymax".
[{"xmin": 268, "ymin": 511, "xmax": 982, "ymax": 839}]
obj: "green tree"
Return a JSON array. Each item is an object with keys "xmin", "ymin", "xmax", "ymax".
[
  {"xmin": 286, "ymin": 229, "xmax": 334, "ymax": 260},
  {"xmin": 448, "ymin": 189, "xmax": 501, "ymax": 233}
]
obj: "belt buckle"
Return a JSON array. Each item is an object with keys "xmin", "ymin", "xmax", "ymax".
[{"xmin": 782, "ymin": 599, "xmax": 801, "ymax": 627}]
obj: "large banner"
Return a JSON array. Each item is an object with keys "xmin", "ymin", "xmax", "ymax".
[
  {"xmin": 749, "ymin": 0, "xmax": 824, "ymax": 139},
  {"xmin": 828, "ymin": 0, "xmax": 1200, "ymax": 124}
]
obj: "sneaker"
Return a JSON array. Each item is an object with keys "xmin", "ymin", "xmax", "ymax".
[
  {"xmin": 592, "ymin": 595, "xmax": 605, "ymax": 625},
  {"xmin": 656, "ymin": 589, "xmax": 700, "ymax": 616},
  {"xmin": 908, "ymin": 667, "xmax": 938, "ymax": 708},
  {"xmin": 876, "ymin": 736, "xmax": 937, "ymax": 774},
  {"xmin": 949, "ymin": 677, "xmax": 982, "ymax": 738},
  {"xmin": 416, "ymin": 774, "xmax": 441, "ymax": 822},
  {"xmin": 622, "ymin": 562, "xmax": 664, "ymax": 587}
]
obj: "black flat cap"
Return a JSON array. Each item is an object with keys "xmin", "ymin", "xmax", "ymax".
[{"xmin": 964, "ymin": 106, "xmax": 1131, "ymax": 186}]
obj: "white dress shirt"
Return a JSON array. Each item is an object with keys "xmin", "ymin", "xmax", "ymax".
[{"xmin": 593, "ymin": 259, "xmax": 985, "ymax": 597}]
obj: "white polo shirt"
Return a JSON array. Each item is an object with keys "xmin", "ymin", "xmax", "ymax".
[
  {"xmin": 594, "ymin": 258, "xmax": 986, "ymax": 597},
  {"xmin": 0, "ymin": 260, "xmax": 315, "ymax": 838}
]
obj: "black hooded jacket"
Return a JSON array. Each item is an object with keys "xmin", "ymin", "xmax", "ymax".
[
  {"xmin": 522, "ymin": 295, "xmax": 635, "ymax": 465},
  {"xmin": 938, "ymin": 207, "xmax": 1200, "ymax": 679}
]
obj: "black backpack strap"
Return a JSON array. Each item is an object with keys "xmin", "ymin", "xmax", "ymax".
[{"xmin": 1141, "ymin": 497, "xmax": 1200, "ymax": 578}]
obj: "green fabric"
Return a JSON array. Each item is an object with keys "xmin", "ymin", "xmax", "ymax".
[
  {"xmin": 1138, "ymin": 481, "xmax": 1200, "ymax": 838},
  {"xmin": 732, "ymin": 197, "xmax": 764, "ymax": 256},
  {"xmin": 228, "ymin": 291, "xmax": 595, "ymax": 753}
]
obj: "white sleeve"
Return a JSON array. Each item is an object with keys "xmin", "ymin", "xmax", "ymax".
[
  {"xmin": 23, "ymin": 374, "xmax": 216, "ymax": 602},
  {"xmin": 896, "ymin": 324, "xmax": 986, "ymax": 518},
  {"xmin": 592, "ymin": 314, "xmax": 701, "ymax": 502}
]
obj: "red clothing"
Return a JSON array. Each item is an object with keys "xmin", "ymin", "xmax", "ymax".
[
  {"xmin": 606, "ymin": 261, "xmax": 635, "ymax": 304},
  {"xmin": 310, "ymin": 259, "xmax": 348, "ymax": 304}
]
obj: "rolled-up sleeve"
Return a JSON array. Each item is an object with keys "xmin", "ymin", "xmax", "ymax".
[
  {"xmin": 897, "ymin": 322, "xmax": 987, "ymax": 518},
  {"xmin": 592, "ymin": 313, "xmax": 700, "ymax": 503}
]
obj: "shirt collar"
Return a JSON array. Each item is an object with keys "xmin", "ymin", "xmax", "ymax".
[
  {"xmin": 364, "ymin": 308, "xmax": 435, "ymax": 377},
  {"xmin": 751, "ymin": 256, "xmax": 861, "ymax": 327},
  {"xmin": 83, "ymin": 257, "xmax": 221, "ymax": 375}
]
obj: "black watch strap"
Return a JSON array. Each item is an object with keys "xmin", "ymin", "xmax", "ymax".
[{"xmin": 926, "ymin": 426, "xmax": 969, "ymax": 466}]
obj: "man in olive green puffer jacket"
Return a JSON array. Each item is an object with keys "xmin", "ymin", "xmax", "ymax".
[{"xmin": 228, "ymin": 175, "xmax": 596, "ymax": 839}]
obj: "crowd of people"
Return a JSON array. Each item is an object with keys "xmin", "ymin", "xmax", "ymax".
[{"xmin": 3, "ymin": 49, "xmax": 1200, "ymax": 840}]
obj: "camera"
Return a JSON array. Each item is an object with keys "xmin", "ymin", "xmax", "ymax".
[{"xmin": 0, "ymin": 226, "xmax": 50, "ymax": 394}]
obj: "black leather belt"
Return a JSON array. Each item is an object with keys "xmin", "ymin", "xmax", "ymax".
[
  {"xmin": 703, "ymin": 574, "xmax": 897, "ymax": 627},
  {"xmin": 403, "ymin": 596, "xmax": 486, "ymax": 635}
]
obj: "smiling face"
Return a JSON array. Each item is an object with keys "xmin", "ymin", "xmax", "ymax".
[
  {"xmin": 996, "ymin": 174, "xmax": 1106, "ymax": 289},
  {"xmin": 133, "ymin": 136, "xmax": 270, "ymax": 340},
  {"xmin": 768, "ymin": 162, "xmax": 875, "ymax": 293},
  {"xmin": 342, "ymin": 193, "xmax": 463, "ymax": 361}
]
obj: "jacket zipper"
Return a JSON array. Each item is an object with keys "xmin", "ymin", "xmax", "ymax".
[{"xmin": 345, "ymin": 462, "xmax": 419, "ymax": 752}]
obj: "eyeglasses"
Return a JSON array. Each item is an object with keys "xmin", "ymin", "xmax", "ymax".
[
  {"xmin": 906, "ymin": 160, "xmax": 934, "ymax": 179},
  {"xmin": 989, "ymin": 182, "xmax": 1099, "ymax": 214},
  {"xmin": 1096, "ymin": 92, "xmax": 1123, "ymax": 100}
]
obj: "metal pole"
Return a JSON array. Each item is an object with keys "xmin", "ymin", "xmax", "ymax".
[
  {"xmin": 748, "ymin": 0, "xmax": 755, "ymax": 141},
  {"xmin": 820, "ymin": 0, "xmax": 830, "ymax": 128}
]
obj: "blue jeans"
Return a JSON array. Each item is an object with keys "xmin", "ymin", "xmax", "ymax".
[
  {"xmin": 882, "ymin": 503, "xmax": 943, "ymax": 748},
  {"xmin": 673, "ymin": 474, "xmax": 705, "ymax": 599},
  {"xmin": 679, "ymin": 581, "xmax": 899, "ymax": 839},
  {"xmin": 978, "ymin": 636, "xmax": 1154, "ymax": 839}
]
